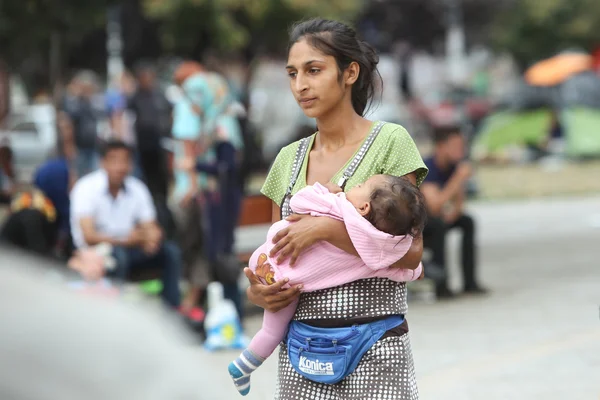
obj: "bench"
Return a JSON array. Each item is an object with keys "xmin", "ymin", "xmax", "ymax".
[{"xmin": 129, "ymin": 194, "xmax": 273, "ymax": 282}]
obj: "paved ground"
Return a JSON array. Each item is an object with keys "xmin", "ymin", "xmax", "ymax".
[
  {"xmin": 207, "ymin": 195, "xmax": 600, "ymax": 400},
  {"xmin": 4, "ymin": 195, "xmax": 598, "ymax": 399}
]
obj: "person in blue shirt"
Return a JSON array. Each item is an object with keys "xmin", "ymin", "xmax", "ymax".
[
  {"xmin": 420, "ymin": 126, "xmax": 487, "ymax": 299},
  {"xmin": 34, "ymin": 158, "xmax": 73, "ymax": 254}
]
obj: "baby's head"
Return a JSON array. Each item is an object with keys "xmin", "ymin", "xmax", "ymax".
[{"xmin": 345, "ymin": 175, "xmax": 427, "ymax": 237}]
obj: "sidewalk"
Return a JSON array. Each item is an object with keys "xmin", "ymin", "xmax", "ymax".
[{"xmin": 212, "ymin": 195, "xmax": 600, "ymax": 399}]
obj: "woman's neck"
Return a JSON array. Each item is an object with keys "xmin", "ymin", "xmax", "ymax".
[{"xmin": 315, "ymin": 105, "xmax": 371, "ymax": 150}]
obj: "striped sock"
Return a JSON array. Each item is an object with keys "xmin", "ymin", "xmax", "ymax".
[{"xmin": 228, "ymin": 349, "xmax": 265, "ymax": 396}]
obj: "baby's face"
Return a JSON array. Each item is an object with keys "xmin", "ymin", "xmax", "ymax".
[{"xmin": 346, "ymin": 175, "xmax": 386, "ymax": 216}]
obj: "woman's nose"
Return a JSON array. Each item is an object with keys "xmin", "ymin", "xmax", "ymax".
[{"xmin": 294, "ymin": 74, "xmax": 308, "ymax": 93}]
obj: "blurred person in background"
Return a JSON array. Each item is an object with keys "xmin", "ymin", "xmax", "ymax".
[
  {"xmin": 0, "ymin": 258, "xmax": 215, "ymax": 400},
  {"xmin": 127, "ymin": 61, "xmax": 172, "ymax": 203},
  {"xmin": 105, "ymin": 70, "xmax": 142, "ymax": 177},
  {"xmin": 421, "ymin": 126, "xmax": 487, "ymax": 298},
  {"xmin": 170, "ymin": 61, "xmax": 210, "ymax": 321},
  {"xmin": 60, "ymin": 70, "xmax": 102, "ymax": 178},
  {"xmin": 106, "ymin": 70, "xmax": 136, "ymax": 143},
  {"xmin": 0, "ymin": 138, "xmax": 14, "ymax": 204},
  {"xmin": 172, "ymin": 61, "xmax": 245, "ymax": 321},
  {"xmin": 69, "ymin": 140, "xmax": 181, "ymax": 308},
  {"xmin": 0, "ymin": 151, "xmax": 75, "ymax": 257}
]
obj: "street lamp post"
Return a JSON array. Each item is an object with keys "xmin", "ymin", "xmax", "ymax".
[
  {"xmin": 106, "ymin": 5, "xmax": 124, "ymax": 84},
  {"xmin": 444, "ymin": 0, "xmax": 467, "ymax": 86}
]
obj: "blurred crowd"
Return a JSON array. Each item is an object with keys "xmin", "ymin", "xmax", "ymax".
[
  {"xmin": 0, "ymin": 58, "xmax": 495, "ymax": 338},
  {"xmin": 0, "ymin": 60, "xmax": 258, "ymax": 324}
]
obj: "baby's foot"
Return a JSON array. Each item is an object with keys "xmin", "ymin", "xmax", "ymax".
[{"xmin": 228, "ymin": 350, "xmax": 265, "ymax": 396}]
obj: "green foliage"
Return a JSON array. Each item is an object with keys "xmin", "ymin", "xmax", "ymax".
[
  {"xmin": 491, "ymin": 0, "xmax": 600, "ymax": 68},
  {"xmin": 143, "ymin": 0, "xmax": 364, "ymax": 57},
  {"xmin": 0, "ymin": 0, "xmax": 114, "ymax": 67}
]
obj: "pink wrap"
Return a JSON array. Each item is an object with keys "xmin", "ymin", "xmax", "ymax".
[
  {"xmin": 246, "ymin": 183, "xmax": 421, "ymax": 359},
  {"xmin": 249, "ymin": 183, "xmax": 421, "ymax": 290}
]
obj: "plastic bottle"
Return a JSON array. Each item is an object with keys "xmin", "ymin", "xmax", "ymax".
[{"xmin": 203, "ymin": 281, "xmax": 248, "ymax": 351}]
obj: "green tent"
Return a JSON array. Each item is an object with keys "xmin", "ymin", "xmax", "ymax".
[
  {"xmin": 562, "ymin": 108, "xmax": 600, "ymax": 157},
  {"xmin": 474, "ymin": 108, "xmax": 600, "ymax": 158}
]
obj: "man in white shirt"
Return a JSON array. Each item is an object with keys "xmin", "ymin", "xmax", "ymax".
[{"xmin": 70, "ymin": 140, "xmax": 181, "ymax": 307}]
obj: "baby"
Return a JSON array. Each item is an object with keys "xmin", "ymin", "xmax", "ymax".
[{"xmin": 228, "ymin": 174, "xmax": 427, "ymax": 396}]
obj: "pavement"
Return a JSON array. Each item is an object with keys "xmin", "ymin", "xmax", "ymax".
[
  {"xmin": 3, "ymin": 195, "xmax": 599, "ymax": 399},
  {"xmin": 211, "ymin": 195, "xmax": 600, "ymax": 400}
]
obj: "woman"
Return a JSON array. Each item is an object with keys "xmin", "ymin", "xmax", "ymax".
[{"xmin": 244, "ymin": 19, "xmax": 428, "ymax": 399}]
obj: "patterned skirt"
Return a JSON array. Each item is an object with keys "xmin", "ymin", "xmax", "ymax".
[{"xmin": 274, "ymin": 278, "xmax": 419, "ymax": 400}]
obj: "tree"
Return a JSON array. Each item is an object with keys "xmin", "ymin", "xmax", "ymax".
[
  {"xmin": 490, "ymin": 0, "xmax": 600, "ymax": 69},
  {"xmin": 0, "ymin": 0, "xmax": 115, "ymax": 92},
  {"xmin": 143, "ymin": 0, "xmax": 365, "ymax": 59}
]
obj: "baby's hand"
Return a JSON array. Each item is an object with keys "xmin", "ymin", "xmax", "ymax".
[{"xmin": 324, "ymin": 182, "xmax": 343, "ymax": 194}]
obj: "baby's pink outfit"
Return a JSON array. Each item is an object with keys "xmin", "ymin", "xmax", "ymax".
[{"xmin": 248, "ymin": 183, "xmax": 422, "ymax": 359}]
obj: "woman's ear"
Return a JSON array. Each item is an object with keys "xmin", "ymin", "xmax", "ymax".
[
  {"xmin": 344, "ymin": 61, "xmax": 360, "ymax": 86},
  {"xmin": 357, "ymin": 201, "xmax": 370, "ymax": 217}
]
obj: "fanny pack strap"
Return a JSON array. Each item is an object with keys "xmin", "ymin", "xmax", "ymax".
[
  {"xmin": 336, "ymin": 121, "xmax": 385, "ymax": 190},
  {"xmin": 377, "ymin": 314, "xmax": 404, "ymax": 333}
]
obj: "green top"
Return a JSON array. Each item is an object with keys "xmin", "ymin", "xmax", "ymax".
[{"xmin": 261, "ymin": 121, "xmax": 428, "ymax": 206}]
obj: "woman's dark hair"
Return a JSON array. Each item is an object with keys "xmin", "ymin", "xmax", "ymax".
[
  {"xmin": 288, "ymin": 18, "xmax": 382, "ymax": 116},
  {"xmin": 365, "ymin": 176, "xmax": 427, "ymax": 237}
]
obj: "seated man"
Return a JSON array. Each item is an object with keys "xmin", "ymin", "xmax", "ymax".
[
  {"xmin": 420, "ymin": 126, "xmax": 487, "ymax": 298},
  {"xmin": 70, "ymin": 140, "xmax": 181, "ymax": 308}
]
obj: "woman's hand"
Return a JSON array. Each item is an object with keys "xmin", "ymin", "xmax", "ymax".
[
  {"xmin": 244, "ymin": 268, "xmax": 302, "ymax": 313},
  {"xmin": 270, "ymin": 214, "xmax": 323, "ymax": 266}
]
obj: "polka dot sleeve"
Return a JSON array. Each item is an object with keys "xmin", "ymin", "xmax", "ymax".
[
  {"xmin": 260, "ymin": 143, "xmax": 297, "ymax": 205},
  {"xmin": 379, "ymin": 125, "xmax": 428, "ymax": 186}
]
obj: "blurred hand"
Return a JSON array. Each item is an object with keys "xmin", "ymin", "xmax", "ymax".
[
  {"xmin": 455, "ymin": 162, "xmax": 473, "ymax": 182},
  {"xmin": 442, "ymin": 207, "xmax": 461, "ymax": 225},
  {"xmin": 176, "ymin": 157, "xmax": 196, "ymax": 172},
  {"xmin": 244, "ymin": 268, "xmax": 302, "ymax": 313},
  {"xmin": 141, "ymin": 226, "xmax": 162, "ymax": 255},
  {"xmin": 191, "ymin": 104, "xmax": 203, "ymax": 116},
  {"xmin": 126, "ymin": 227, "xmax": 145, "ymax": 247},
  {"xmin": 68, "ymin": 249, "xmax": 105, "ymax": 281},
  {"xmin": 179, "ymin": 190, "xmax": 196, "ymax": 208}
]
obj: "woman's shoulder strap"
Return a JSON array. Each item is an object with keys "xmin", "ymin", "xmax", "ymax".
[{"xmin": 337, "ymin": 121, "xmax": 386, "ymax": 188}]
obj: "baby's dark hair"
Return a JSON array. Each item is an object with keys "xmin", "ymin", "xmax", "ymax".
[{"xmin": 364, "ymin": 175, "xmax": 427, "ymax": 237}]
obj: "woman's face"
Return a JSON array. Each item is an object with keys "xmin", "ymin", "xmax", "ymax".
[{"xmin": 286, "ymin": 39, "xmax": 348, "ymax": 119}]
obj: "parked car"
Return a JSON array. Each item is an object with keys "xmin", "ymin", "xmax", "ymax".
[{"xmin": 0, "ymin": 104, "xmax": 57, "ymax": 183}]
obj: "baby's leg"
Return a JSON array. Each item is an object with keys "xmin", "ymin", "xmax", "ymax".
[
  {"xmin": 249, "ymin": 298, "xmax": 298, "ymax": 358},
  {"xmin": 228, "ymin": 299, "xmax": 298, "ymax": 396}
]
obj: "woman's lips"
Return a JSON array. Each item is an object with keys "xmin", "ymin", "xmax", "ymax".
[{"xmin": 299, "ymin": 98, "xmax": 317, "ymax": 107}]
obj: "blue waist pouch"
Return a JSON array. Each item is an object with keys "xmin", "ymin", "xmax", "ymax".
[{"xmin": 286, "ymin": 315, "xmax": 404, "ymax": 384}]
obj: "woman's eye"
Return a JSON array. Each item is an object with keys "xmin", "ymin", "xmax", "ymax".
[
  {"xmin": 288, "ymin": 72, "xmax": 297, "ymax": 78},
  {"xmin": 309, "ymin": 68, "xmax": 320, "ymax": 74}
]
